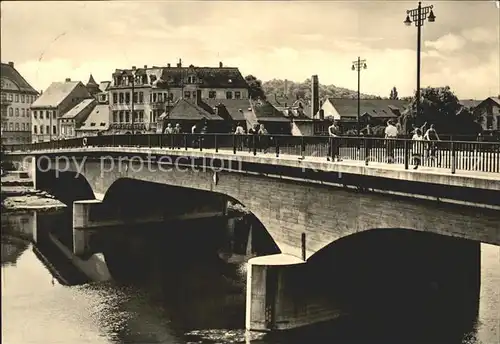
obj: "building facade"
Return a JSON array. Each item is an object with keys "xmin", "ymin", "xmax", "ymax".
[
  {"xmin": 0, "ymin": 62, "xmax": 39, "ymax": 146},
  {"xmin": 30, "ymin": 78, "xmax": 92, "ymax": 142},
  {"xmin": 107, "ymin": 60, "xmax": 249, "ymax": 134}
]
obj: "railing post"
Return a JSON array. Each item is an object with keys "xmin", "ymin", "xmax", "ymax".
[
  {"xmin": 128, "ymin": 134, "xmax": 132, "ymax": 147},
  {"xmin": 404, "ymin": 139, "xmax": 409, "ymax": 170},
  {"xmin": 199, "ymin": 134, "xmax": 203, "ymax": 151},
  {"xmin": 233, "ymin": 134, "xmax": 237, "ymax": 154},
  {"xmin": 184, "ymin": 134, "xmax": 188, "ymax": 150},
  {"xmin": 451, "ymin": 141, "xmax": 456, "ymax": 174},
  {"xmin": 215, "ymin": 134, "xmax": 219, "ymax": 153},
  {"xmin": 148, "ymin": 134, "xmax": 151, "ymax": 148},
  {"xmin": 159, "ymin": 134, "xmax": 163, "ymax": 148},
  {"xmin": 275, "ymin": 136, "xmax": 279, "ymax": 158},
  {"xmin": 301, "ymin": 136, "xmax": 305, "ymax": 159},
  {"xmin": 253, "ymin": 135, "xmax": 257, "ymax": 156}
]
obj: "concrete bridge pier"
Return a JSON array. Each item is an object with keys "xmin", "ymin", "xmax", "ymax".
[
  {"xmin": 73, "ymin": 199, "xmax": 102, "ymax": 257},
  {"xmin": 245, "ymin": 254, "xmax": 341, "ymax": 332}
]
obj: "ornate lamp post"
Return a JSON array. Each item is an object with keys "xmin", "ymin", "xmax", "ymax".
[
  {"xmin": 404, "ymin": 2, "xmax": 436, "ymax": 119},
  {"xmin": 352, "ymin": 57, "xmax": 367, "ymax": 135}
]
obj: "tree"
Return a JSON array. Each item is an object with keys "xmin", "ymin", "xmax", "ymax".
[
  {"xmin": 389, "ymin": 87, "xmax": 399, "ymax": 100},
  {"xmin": 245, "ymin": 75, "xmax": 266, "ymax": 100},
  {"xmin": 399, "ymin": 86, "xmax": 481, "ymax": 136}
]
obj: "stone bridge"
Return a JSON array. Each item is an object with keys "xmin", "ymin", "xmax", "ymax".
[{"xmin": 5, "ymin": 146, "xmax": 500, "ymax": 332}]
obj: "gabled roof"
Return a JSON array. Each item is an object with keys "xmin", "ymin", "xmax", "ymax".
[
  {"xmin": 161, "ymin": 99, "xmax": 224, "ymax": 121},
  {"xmin": 99, "ymin": 81, "xmax": 111, "ymax": 92},
  {"xmin": 474, "ymin": 97, "xmax": 500, "ymax": 109},
  {"xmin": 202, "ymin": 99, "xmax": 250, "ymax": 121},
  {"xmin": 77, "ymin": 104, "xmax": 110, "ymax": 131},
  {"xmin": 157, "ymin": 66, "xmax": 248, "ymax": 89},
  {"xmin": 459, "ymin": 99, "xmax": 482, "ymax": 109},
  {"xmin": 60, "ymin": 98, "xmax": 96, "ymax": 119},
  {"xmin": 0, "ymin": 62, "xmax": 38, "ymax": 94},
  {"xmin": 251, "ymin": 99, "xmax": 290, "ymax": 122},
  {"xmin": 326, "ymin": 98, "xmax": 408, "ymax": 118},
  {"xmin": 31, "ymin": 81, "xmax": 86, "ymax": 108}
]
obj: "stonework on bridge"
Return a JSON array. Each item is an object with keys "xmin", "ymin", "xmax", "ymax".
[{"xmin": 9, "ymin": 149, "xmax": 500, "ymax": 257}]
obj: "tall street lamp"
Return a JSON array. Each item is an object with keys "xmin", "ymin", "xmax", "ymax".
[
  {"xmin": 404, "ymin": 2, "xmax": 436, "ymax": 119},
  {"xmin": 352, "ymin": 57, "xmax": 367, "ymax": 135}
]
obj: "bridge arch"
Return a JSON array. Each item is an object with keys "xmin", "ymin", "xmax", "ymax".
[{"xmin": 37, "ymin": 169, "xmax": 95, "ymax": 206}]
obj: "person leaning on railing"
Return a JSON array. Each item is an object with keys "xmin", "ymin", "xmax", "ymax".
[
  {"xmin": 327, "ymin": 119, "xmax": 342, "ymax": 162},
  {"xmin": 423, "ymin": 124, "xmax": 441, "ymax": 167},
  {"xmin": 234, "ymin": 122, "xmax": 245, "ymax": 151}
]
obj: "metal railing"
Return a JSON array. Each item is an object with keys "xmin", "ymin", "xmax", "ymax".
[{"xmin": 6, "ymin": 134, "xmax": 500, "ymax": 174}]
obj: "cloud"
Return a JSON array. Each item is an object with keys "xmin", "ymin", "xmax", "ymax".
[
  {"xmin": 461, "ymin": 27, "xmax": 497, "ymax": 44},
  {"xmin": 424, "ymin": 34, "xmax": 466, "ymax": 52}
]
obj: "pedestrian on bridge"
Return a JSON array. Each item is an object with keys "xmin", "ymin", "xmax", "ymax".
[
  {"xmin": 327, "ymin": 119, "xmax": 342, "ymax": 162},
  {"xmin": 384, "ymin": 120, "xmax": 398, "ymax": 163},
  {"xmin": 424, "ymin": 124, "xmax": 441, "ymax": 167}
]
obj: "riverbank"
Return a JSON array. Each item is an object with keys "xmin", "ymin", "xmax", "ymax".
[{"xmin": 1, "ymin": 172, "xmax": 65, "ymax": 212}]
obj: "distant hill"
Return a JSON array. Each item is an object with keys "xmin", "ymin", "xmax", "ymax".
[{"xmin": 262, "ymin": 78, "xmax": 382, "ymax": 101}]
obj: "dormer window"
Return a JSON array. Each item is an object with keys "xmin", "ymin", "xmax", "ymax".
[
  {"xmin": 187, "ymin": 75, "xmax": 196, "ymax": 84},
  {"xmin": 209, "ymin": 91, "xmax": 216, "ymax": 99}
]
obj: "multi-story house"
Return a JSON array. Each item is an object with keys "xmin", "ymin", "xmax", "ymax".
[
  {"xmin": 30, "ymin": 78, "xmax": 92, "ymax": 142},
  {"xmin": 475, "ymin": 97, "xmax": 500, "ymax": 132},
  {"xmin": 107, "ymin": 60, "xmax": 249, "ymax": 134},
  {"xmin": 0, "ymin": 61, "xmax": 39, "ymax": 146}
]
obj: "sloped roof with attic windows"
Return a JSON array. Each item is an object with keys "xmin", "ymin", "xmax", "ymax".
[
  {"xmin": 158, "ymin": 66, "xmax": 248, "ymax": 89},
  {"xmin": 250, "ymin": 99, "xmax": 290, "ymax": 122},
  {"xmin": 77, "ymin": 104, "xmax": 110, "ymax": 131},
  {"xmin": 1, "ymin": 62, "xmax": 39, "ymax": 94},
  {"xmin": 202, "ymin": 99, "xmax": 250, "ymax": 121}
]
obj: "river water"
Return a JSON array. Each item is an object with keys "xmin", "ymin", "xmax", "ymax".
[{"xmin": 1, "ymin": 210, "xmax": 499, "ymax": 344}]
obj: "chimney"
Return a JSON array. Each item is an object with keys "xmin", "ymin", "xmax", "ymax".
[
  {"xmin": 219, "ymin": 61, "xmax": 223, "ymax": 68},
  {"xmin": 65, "ymin": 78, "xmax": 71, "ymax": 82},
  {"xmin": 144, "ymin": 65, "xmax": 147, "ymax": 69},
  {"xmin": 311, "ymin": 75, "xmax": 319, "ymax": 119},
  {"xmin": 132, "ymin": 66, "xmax": 136, "ymax": 70},
  {"xmin": 8, "ymin": 61, "xmax": 14, "ymax": 67},
  {"xmin": 167, "ymin": 63, "xmax": 171, "ymax": 68},
  {"xmin": 177, "ymin": 59, "xmax": 182, "ymax": 68},
  {"xmin": 196, "ymin": 89, "xmax": 202, "ymax": 106}
]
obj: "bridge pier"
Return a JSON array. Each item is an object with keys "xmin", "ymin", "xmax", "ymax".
[
  {"xmin": 245, "ymin": 254, "xmax": 341, "ymax": 332},
  {"xmin": 73, "ymin": 199, "xmax": 102, "ymax": 257}
]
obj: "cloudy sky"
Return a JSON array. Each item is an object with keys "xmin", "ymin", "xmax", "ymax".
[{"xmin": 1, "ymin": 1, "xmax": 499, "ymax": 99}]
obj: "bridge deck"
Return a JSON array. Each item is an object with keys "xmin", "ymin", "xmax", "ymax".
[{"xmin": 12, "ymin": 146, "xmax": 499, "ymax": 191}]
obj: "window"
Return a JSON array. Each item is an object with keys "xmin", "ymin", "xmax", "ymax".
[
  {"xmin": 119, "ymin": 111, "xmax": 124, "ymax": 123},
  {"xmin": 113, "ymin": 111, "xmax": 118, "ymax": 123},
  {"xmin": 8, "ymin": 94, "xmax": 13, "ymax": 101},
  {"xmin": 226, "ymin": 91, "xmax": 233, "ymax": 99},
  {"xmin": 187, "ymin": 75, "xmax": 196, "ymax": 84},
  {"xmin": 139, "ymin": 110, "xmax": 144, "ymax": 122},
  {"xmin": 46, "ymin": 125, "xmax": 49, "ymax": 134},
  {"xmin": 133, "ymin": 92, "xmax": 138, "ymax": 103},
  {"xmin": 90, "ymin": 123, "xmax": 96, "ymax": 127},
  {"xmin": 33, "ymin": 125, "xmax": 37, "ymax": 134},
  {"xmin": 53, "ymin": 126, "xmax": 57, "ymax": 134},
  {"xmin": 9, "ymin": 108, "xmax": 13, "ymax": 116},
  {"xmin": 235, "ymin": 91, "xmax": 241, "ymax": 99},
  {"xmin": 125, "ymin": 92, "xmax": 130, "ymax": 104},
  {"xmin": 100, "ymin": 122, "xmax": 106, "ymax": 126},
  {"xmin": 158, "ymin": 93, "xmax": 163, "ymax": 102},
  {"xmin": 22, "ymin": 109, "xmax": 25, "ymax": 117},
  {"xmin": 119, "ymin": 92, "xmax": 124, "ymax": 104},
  {"xmin": 486, "ymin": 116, "xmax": 493, "ymax": 130},
  {"xmin": 113, "ymin": 93, "xmax": 118, "ymax": 104},
  {"xmin": 15, "ymin": 123, "xmax": 19, "ymax": 130},
  {"xmin": 169, "ymin": 93, "xmax": 174, "ymax": 101},
  {"xmin": 101, "ymin": 95, "xmax": 106, "ymax": 102},
  {"xmin": 184, "ymin": 91, "xmax": 191, "ymax": 99},
  {"xmin": 15, "ymin": 108, "xmax": 19, "ymax": 116},
  {"xmin": 53, "ymin": 111, "xmax": 56, "ymax": 119},
  {"xmin": 139, "ymin": 92, "xmax": 144, "ymax": 103},
  {"xmin": 192, "ymin": 91, "xmax": 196, "ymax": 98},
  {"xmin": 209, "ymin": 91, "xmax": 216, "ymax": 99},
  {"xmin": 27, "ymin": 109, "xmax": 30, "ymax": 117},
  {"xmin": 153, "ymin": 93, "xmax": 157, "ymax": 103},
  {"xmin": 40, "ymin": 125, "xmax": 44, "ymax": 134},
  {"xmin": 33, "ymin": 110, "xmax": 37, "ymax": 119},
  {"xmin": 40, "ymin": 111, "xmax": 44, "ymax": 119},
  {"xmin": 21, "ymin": 94, "xmax": 25, "ymax": 103},
  {"xmin": 22, "ymin": 123, "xmax": 25, "ymax": 130},
  {"xmin": 125, "ymin": 111, "xmax": 130, "ymax": 122},
  {"xmin": 15, "ymin": 94, "xmax": 19, "ymax": 102},
  {"xmin": 8, "ymin": 123, "xmax": 13, "ymax": 130}
]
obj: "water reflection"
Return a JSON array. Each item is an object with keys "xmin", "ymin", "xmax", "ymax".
[{"xmin": 1, "ymin": 209, "xmax": 499, "ymax": 344}]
